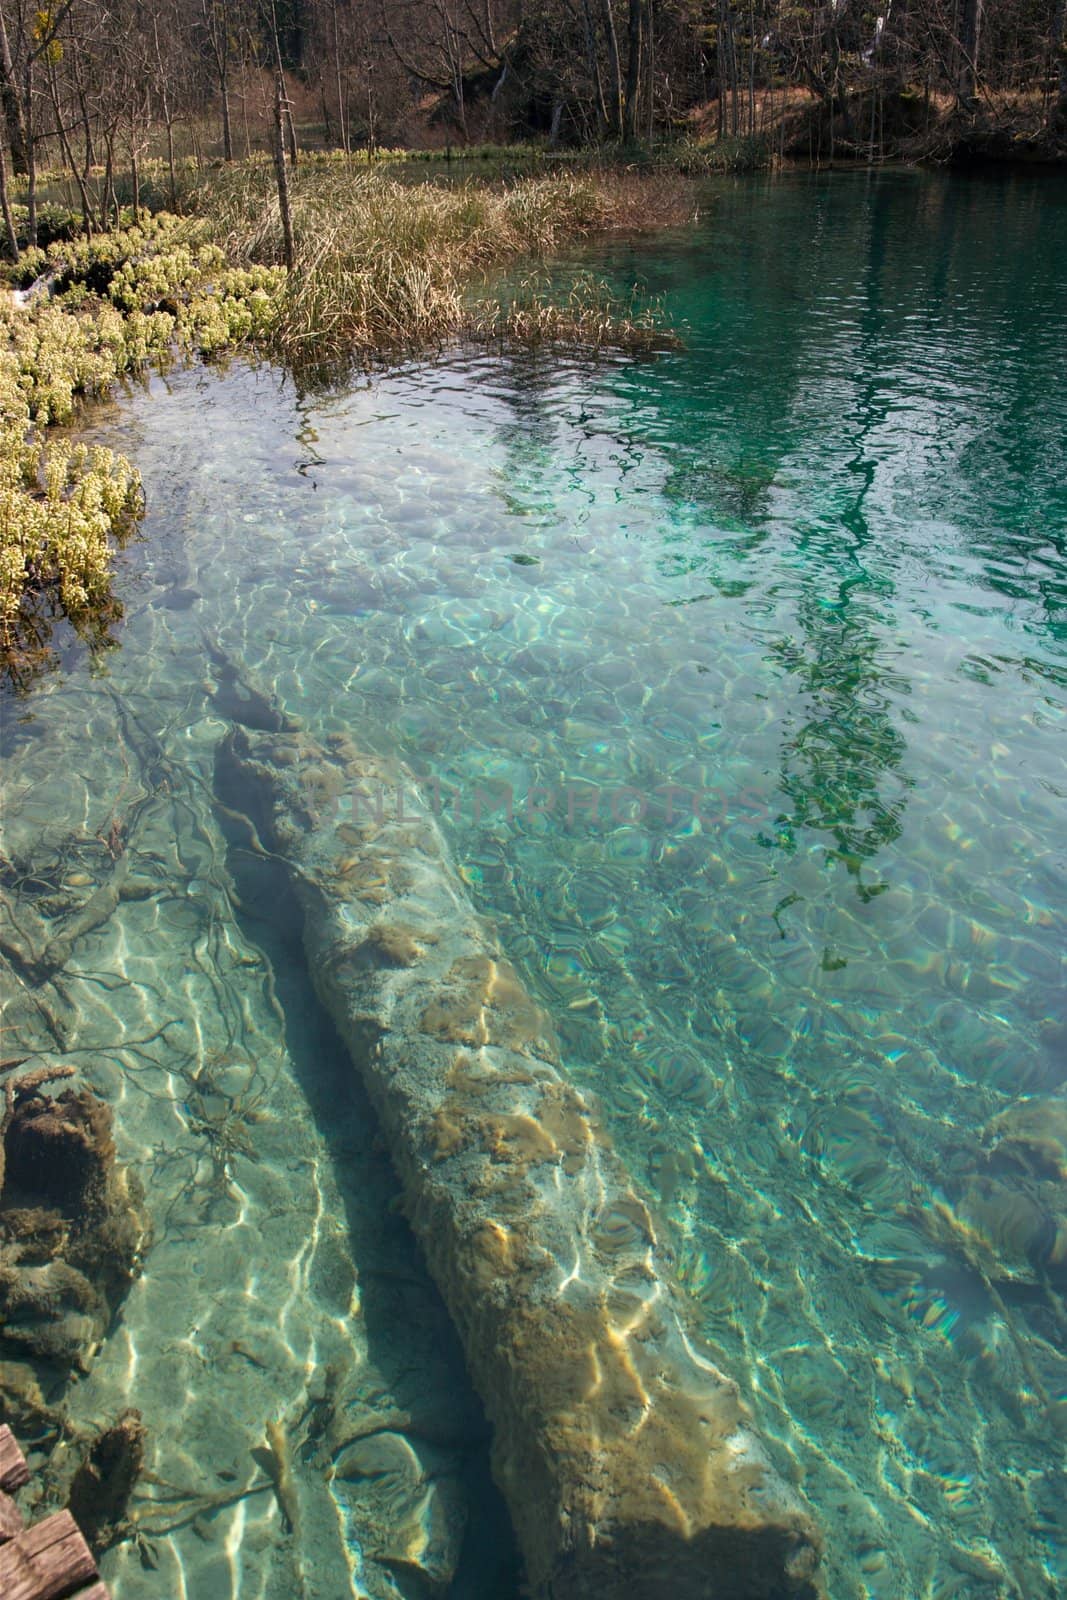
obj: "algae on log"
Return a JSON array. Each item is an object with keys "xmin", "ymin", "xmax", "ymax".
[{"xmin": 217, "ymin": 725, "xmax": 824, "ymax": 1600}]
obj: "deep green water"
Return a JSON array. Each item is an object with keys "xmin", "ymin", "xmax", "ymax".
[{"xmin": 2, "ymin": 168, "xmax": 1066, "ymax": 1599}]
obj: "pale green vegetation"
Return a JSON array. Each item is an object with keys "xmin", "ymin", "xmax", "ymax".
[
  {"xmin": 1, "ymin": 164, "xmax": 684, "ymax": 681},
  {"xmin": 1, "ymin": 212, "xmax": 283, "ymax": 681}
]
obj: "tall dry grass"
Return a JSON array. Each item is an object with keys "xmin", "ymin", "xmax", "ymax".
[
  {"xmin": 185, "ymin": 162, "xmax": 690, "ymax": 364},
  {"xmin": 473, "ymin": 271, "xmax": 682, "ymax": 353}
]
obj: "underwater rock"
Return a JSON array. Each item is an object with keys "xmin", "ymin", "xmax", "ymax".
[
  {"xmin": 68, "ymin": 1408, "xmax": 147, "ymax": 1552},
  {"xmin": 984, "ymin": 1095, "xmax": 1067, "ymax": 1182},
  {"xmin": 904, "ymin": 1094, "xmax": 1067, "ymax": 1293},
  {"xmin": 0, "ymin": 1079, "xmax": 151, "ymax": 1376},
  {"xmin": 332, "ymin": 1430, "xmax": 467, "ymax": 1593},
  {"xmin": 218, "ymin": 725, "xmax": 824, "ymax": 1600},
  {"xmin": 153, "ymin": 585, "xmax": 200, "ymax": 610},
  {"xmin": 953, "ymin": 1176, "xmax": 1067, "ymax": 1283},
  {"xmin": 0, "ymin": 1358, "xmax": 62, "ymax": 1435}
]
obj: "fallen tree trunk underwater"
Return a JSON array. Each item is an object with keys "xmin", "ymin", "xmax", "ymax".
[{"xmin": 216, "ymin": 721, "xmax": 824, "ymax": 1600}]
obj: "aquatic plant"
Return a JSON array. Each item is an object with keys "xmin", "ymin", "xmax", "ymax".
[
  {"xmin": 474, "ymin": 270, "xmax": 681, "ymax": 353},
  {"xmin": 181, "ymin": 1065, "xmax": 267, "ymax": 1193},
  {"xmin": 0, "ymin": 214, "xmax": 285, "ymax": 679}
]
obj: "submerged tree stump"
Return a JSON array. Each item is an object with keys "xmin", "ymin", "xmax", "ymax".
[{"xmin": 0, "ymin": 1426, "xmax": 109, "ymax": 1600}]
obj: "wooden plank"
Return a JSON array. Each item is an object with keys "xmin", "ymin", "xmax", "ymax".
[
  {"xmin": 0, "ymin": 1426, "xmax": 30, "ymax": 1493},
  {"xmin": 0, "ymin": 1510, "xmax": 98, "ymax": 1600},
  {"xmin": 0, "ymin": 1487, "xmax": 25, "ymax": 1543}
]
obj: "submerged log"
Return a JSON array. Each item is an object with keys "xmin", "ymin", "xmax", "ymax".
[{"xmin": 217, "ymin": 726, "xmax": 824, "ymax": 1600}]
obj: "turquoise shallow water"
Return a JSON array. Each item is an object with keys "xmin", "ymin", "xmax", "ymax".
[{"xmin": 2, "ymin": 168, "xmax": 1066, "ymax": 1598}]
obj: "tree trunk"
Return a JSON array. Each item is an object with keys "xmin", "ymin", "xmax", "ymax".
[
  {"xmin": 718, "ymin": 0, "xmax": 740, "ymax": 137},
  {"xmin": 332, "ymin": 0, "xmax": 348, "ymax": 152},
  {"xmin": 166, "ymin": 118, "xmax": 177, "ymax": 209},
  {"xmin": 286, "ymin": 95, "xmax": 299, "ymax": 164},
  {"xmin": 442, "ymin": 18, "xmax": 468, "ymax": 141},
  {"xmin": 268, "ymin": 3, "xmax": 299, "ymax": 189},
  {"xmin": 716, "ymin": 8, "xmax": 725, "ymax": 138},
  {"xmin": 0, "ymin": 9, "xmax": 26, "ymax": 175},
  {"xmin": 957, "ymin": 0, "xmax": 983, "ymax": 106},
  {"xmin": 219, "ymin": 723, "xmax": 825, "ymax": 1600},
  {"xmin": 153, "ymin": 17, "xmax": 179, "ymax": 209},
  {"xmin": 75, "ymin": 75, "xmax": 95, "ymax": 171},
  {"xmin": 366, "ymin": 62, "xmax": 377, "ymax": 151},
  {"xmin": 221, "ymin": 69, "xmax": 234, "ymax": 159},
  {"xmin": 579, "ymin": 0, "xmax": 609, "ymax": 135},
  {"xmin": 48, "ymin": 60, "xmax": 95, "ymax": 232},
  {"xmin": 23, "ymin": 60, "xmax": 36, "ymax": 249},
  {"xmin": 102, "ymin": 128, "xmax": 118, "ymax": 228},
  {"xmin": 1051, "ymin": 0, "xmax": 1067, "ymax": 130},
  {"xmin": 273, "ymin": 73, "xmax": 295, "ymax": 271},
  {"xmin": 0, "ymin": 125, "xmax": 18, "ymax": 261},
  {"xmin": 622, "ymin": 0, "xmax": 644, "ymax": 142},
  {"xmin": 599, "ymin": 0, "xmax": 625, "ymax": 135},
  {"xmin": 130, "ymin": 135, "xmax": 141, "ymax": 224},
  {"xmin": 645, "ymin": 0, "xmax": 656, "ymax": 138}
]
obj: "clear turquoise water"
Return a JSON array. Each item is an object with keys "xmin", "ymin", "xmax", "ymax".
[{"xmin": 2, "ymin": 168, "xmax": 1066, "ymax": 1599}]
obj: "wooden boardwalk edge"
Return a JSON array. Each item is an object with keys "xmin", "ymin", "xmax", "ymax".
[{"xmin": 0, "ymin": 1425, "xmax": 109, "ymax": 1600}]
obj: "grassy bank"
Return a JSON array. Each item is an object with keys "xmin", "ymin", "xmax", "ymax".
[
  {"xmin": 188, "ymin": 160, "xmax": 687, "ymax": 362},
  {"xmin": 1, "ymin": 164, "xmax": 688, "ymax": 684}
]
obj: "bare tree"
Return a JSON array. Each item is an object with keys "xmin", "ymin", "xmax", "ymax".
[
  {"xmin": 0, "ymin": 114, "xmax": 18, "ymax": 258},
  {"xmin": 0, "ymin": 4, "xmax": 27, "ymax": 171},
  {"xmin": 957, "ymin": 0, "xmax": 984, "ymax": 106},
  {"xmin": 261, "ymin": 0, "xmax": 295, "ymax": 265},
  {"xmin": 200, "ymin": 0, "xmax": 237, "ymax": 157}
]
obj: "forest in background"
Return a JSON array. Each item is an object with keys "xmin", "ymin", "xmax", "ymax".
[{"xmin": 1, "ymin": 0, "xmax": 1065, "ymax": 238}]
